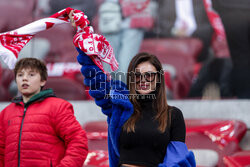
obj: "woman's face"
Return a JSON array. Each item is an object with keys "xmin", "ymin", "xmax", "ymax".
[{"xmin": 134, "ymin": 61, "xmax": 158, "ymax": 95}]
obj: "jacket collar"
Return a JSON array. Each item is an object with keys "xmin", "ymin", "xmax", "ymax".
[{"xmin": 12, "ymin": 89, "xmax": 56, "ymax": 107}]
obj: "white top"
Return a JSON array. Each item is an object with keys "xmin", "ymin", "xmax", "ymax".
[{"xmin": 173, "ymin": 0, "xmax": 197, "ymax": 37}]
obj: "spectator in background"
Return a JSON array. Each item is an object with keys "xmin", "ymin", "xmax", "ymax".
[
  {"xmin": 156, "ymin": 0, "xmax": 233, "ymax": 99},
  {"xmin": 212, "ymin": 0, "xmax": 250, "ymax": 99},
  {"xmin": 156, "ymin": 0, "xmax": 214, "ymax": 62},
  {"xmin": 188, "ymin": 57, "xmax": 232, "ymax": 98},
  {"xmin": 48, "ymin": 0, "xmax": 97, "ymax": 21},
  {"xmin": 36, "ymin": 0, "xmax": 51, "ymax": 15},
  {"xmin": 98, "ymin": 0, "xmax": 158, "ymax": 78}
]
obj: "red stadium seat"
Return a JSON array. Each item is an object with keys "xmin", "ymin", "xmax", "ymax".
[
  {"xmin": 1, "ymin": 68, "xmax": 14, "ymax": 89},
  {"xmin": 83, "ymin": 121, "xmax": 108, "ymax": 133},
  {"xmin": 223, "ymin": 151, "xmax": 250, "ymax": 167},
  {"xmin": 140, "ymin": 38, "xmax": 203, "ymax": 99},
  {"xmin": 0, "ymin": 63, "xmax": 2, "ymax": 79},
  {"xmin": 0, "ymin": 86, "xmax": 7, "ymax": 101},
  {"xmin": 0, "ymin": 64, "xmax": 8, "ymax": 101},
  {"xmin": 44, "ymin": 77, "xmax": 86, "ymax": 100},
  {"xmin": 0, "ymin": 19, "xmax": 7, "ymax": 32},
  {"xmin": 186, "ymin": 119, "xmax": 247, "ymax": 167},
  {"xmin": 0, "ymin": 68, "xmax": 14, "ymax": 101},
  {"xmin": 84, "ymin": 150, "xmax": 109, "ymax": 167},
  {"xmin": 83, "ymin": 121, "xmax": 108, "ymax": 151},
  {"xmin": 75, "ymin": 73, "xmax": 93, "ymax": 100},
  {"xmin": 0, "ymin": 0, "xmax": 36, "ymax": 31},
  {"xmin": 140, "ymin": 38, "xmax": 203, "ymax": 74}
]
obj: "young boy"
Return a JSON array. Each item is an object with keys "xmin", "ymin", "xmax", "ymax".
[{"xmin": 0, "ymin": 58, "xmax": 88, "ymax": 167}]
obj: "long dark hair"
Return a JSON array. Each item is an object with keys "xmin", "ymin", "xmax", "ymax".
[{"xmin": 124, "ymin": 52, "xmax": 169, "ymax": 133}]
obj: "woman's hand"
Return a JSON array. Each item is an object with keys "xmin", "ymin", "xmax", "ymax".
[
  {"xmin": 68, "ymin": 9, "xmax": 90, "ymax": 29},
  {"xmin": 69, "ymin": 10, "xmax": 76, "ymax": 28}
]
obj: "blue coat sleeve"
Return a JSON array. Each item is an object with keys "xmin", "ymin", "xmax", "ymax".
[
  {"xmin": 158, "ymin": 141, "xmax": 196, "ymax": 167},
  {"xmin": 159, "ymin": 107, "xmax": 196, "ymax": 167},
  {"xmin": 76, "ymin": 47, "xmax": 112, "ymax": 117},
  {"xmin": 76, "ymin": 48, "xmax": 134, "ymax": 167}
]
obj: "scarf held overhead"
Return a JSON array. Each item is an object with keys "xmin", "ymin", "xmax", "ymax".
[{"xmin": 0, "ymin": 7, "xmax": 118, "ymax": 72}]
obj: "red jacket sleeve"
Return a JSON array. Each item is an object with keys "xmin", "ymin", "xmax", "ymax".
[
  {"xmin": 52, "ymin": 101, "xmax": 88, "ymax": 167},
  {"xmin": 0, "ymin": 110, "xmax": 5, "ymax": 167}
]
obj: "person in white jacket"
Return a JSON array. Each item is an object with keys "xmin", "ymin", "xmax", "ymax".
[{"xmin": 99, "ymin": 0, "xmax": 158, "ymax": 80}]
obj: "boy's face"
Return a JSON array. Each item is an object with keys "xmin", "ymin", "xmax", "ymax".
[{"xmin": 16, "ymin": 68, "xmax": 46, "ymax": 99}]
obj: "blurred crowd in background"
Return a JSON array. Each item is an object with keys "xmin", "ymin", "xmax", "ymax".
[{"xmin": 0, "ymin": 0, "xmax": 249, "ymax": 101}]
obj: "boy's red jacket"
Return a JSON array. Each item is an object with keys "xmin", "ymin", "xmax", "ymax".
[{"xmin": 0, "ymin": 89, "xmax": 88, "ymax": 167}]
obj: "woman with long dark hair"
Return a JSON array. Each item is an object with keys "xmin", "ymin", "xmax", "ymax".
[
  {"xmin": 124, "ymin": 53, "xmax": 169, "ymax": 134},
  {"xmin": 76, "ymin": 49, "xmax": 195, "ymax": 167}
]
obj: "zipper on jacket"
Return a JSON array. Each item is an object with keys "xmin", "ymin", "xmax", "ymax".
[{"xmin": 18, "ymin": 107, "xmax": 27, "ymax": 167}]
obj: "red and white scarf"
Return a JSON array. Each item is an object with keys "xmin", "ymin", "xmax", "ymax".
[
  {"xmin": 203, "ymin": 0, "xmax": 225, "ymax": 41},
  {"xmin": 0, "ymin": 7, "xmax": 118, "ymax": 72},
  {"xmin": 73, "ymin": 27, "xmax": 118, "ymax": 72},
  {"xmin": 203, "ymin": 0, "xmax": 230, "ymax": 58}
]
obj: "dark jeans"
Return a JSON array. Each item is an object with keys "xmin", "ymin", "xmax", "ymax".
[{"xmin": 188, "ymin": 57, "xmax": 233, "ymax": 98}]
